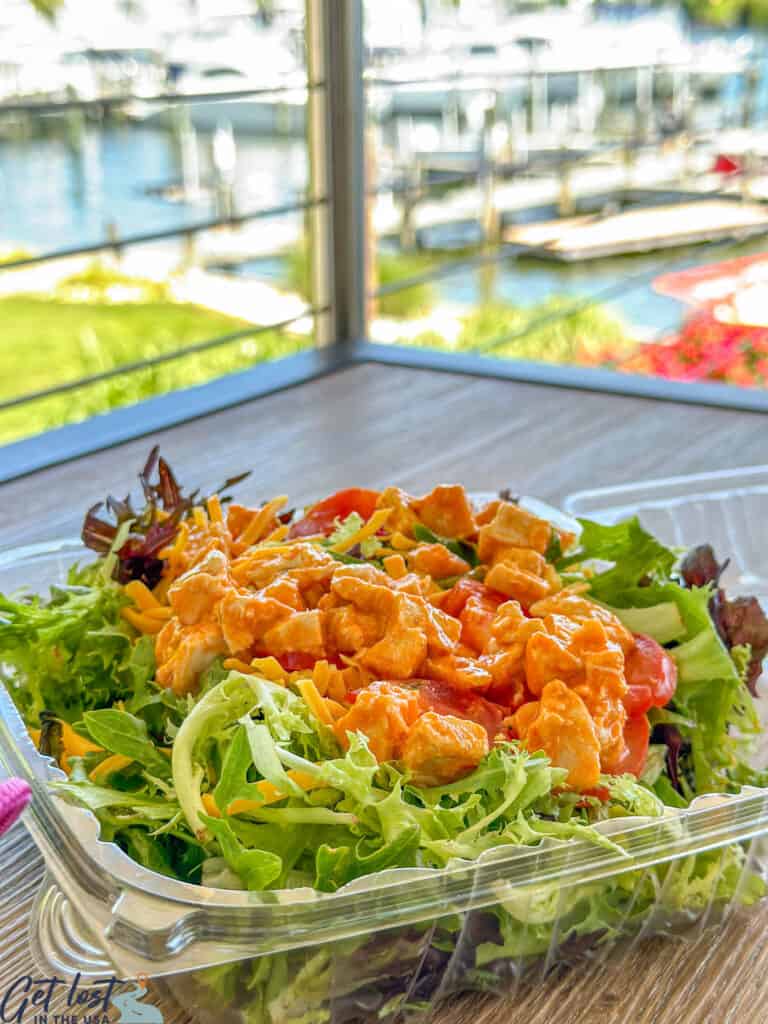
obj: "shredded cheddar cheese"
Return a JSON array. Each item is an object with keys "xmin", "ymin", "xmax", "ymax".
[
  {"xmin": 89, "ymin": 754, "xmax": 134, "ymax": 782},
  {"xmin": 323, "ymin": 698, "xmax": 348, "ymax": 719},
  {"xmin": 250, "ymin": 657, "xmax": 287, "ymax": 683},
  {"xmin": 143, "ymin": 606, "xmax": 173, "ymax": 621},
  {"xmin": 390, "ymin": 531, "xmax": 417, "ymax": 551},
  {"xmin": 207, "ymin": 494, "xmax": 223, "ymax": 524},
  {"xmin": 124, "ymin": 580, "xmax": 161, "ymax": 611},
  {"xmin": 201, "ymin": 769, "xmax": 323, "ymax": 820},
  {"xmin": 223, "ymin": 657, "xmax": 257, "ymax": 674},
  {"xmin": 330, "ymin": 508, "xmax": 391, "ymax": 553},
  {"xmin": 159, "ymin": 521, "xmax": 189, "ymax": 561},
  {"xmin": 297, "ymin": 678, "xmax": 335, "ymax": 726},
  {"xmin": 121, "ymin": 607, "xmax": 165, "ymax": 635},
  {"xmin": 264, "ymin": 523, "xmax": 290, "ymax": 543},
  {"xmin": 236, "ymin": 496, "xmax": 289, "ymax": 551},
  {"xmin": 383, "ymin": 553, "xmax": 407, "ymax": 579}
]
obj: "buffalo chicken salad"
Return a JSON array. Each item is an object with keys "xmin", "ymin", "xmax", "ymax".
[{"xmin": 1, "ymin": 449, "xmax": 767, "ymax": 900}]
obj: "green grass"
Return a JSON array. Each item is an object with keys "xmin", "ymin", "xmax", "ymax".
[
  {"xmin": 399, "ymin": 297, "xmax": 636, "ymax": 365},
  {"xmin": 284, "ymin": 242, "xmax": 443, "ymax": 318},
  {"xmin": 0, "ymin": 296, "xmax": 309, "ymax": 445}
]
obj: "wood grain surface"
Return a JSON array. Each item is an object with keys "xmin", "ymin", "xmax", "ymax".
[{"xmin": 1, "ymin": 362, "xmax": 767, "ymax": 1024}]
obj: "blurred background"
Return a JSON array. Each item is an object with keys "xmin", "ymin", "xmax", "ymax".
[{"xmin": 3, "ymin": 0, "xmax": 768, "ymax": 447}]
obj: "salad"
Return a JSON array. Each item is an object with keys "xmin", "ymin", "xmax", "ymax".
[{"xmin": 2, "ymin": 450, "xmax": 768, "ymax": 1020}]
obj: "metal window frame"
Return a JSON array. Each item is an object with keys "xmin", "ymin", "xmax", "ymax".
[{"xmin": 1, "ymin": 0, "xmax": 766, "ymax": 486}]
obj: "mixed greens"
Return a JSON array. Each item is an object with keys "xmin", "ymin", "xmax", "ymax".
[{"xmin": 1, "ymin": 453, "xmax": 767, "ymax": 1023}]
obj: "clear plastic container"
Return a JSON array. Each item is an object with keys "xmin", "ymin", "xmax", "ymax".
[{"xmin": 0, "ymin": 470, "xmax": 766, "ymax": 1024}]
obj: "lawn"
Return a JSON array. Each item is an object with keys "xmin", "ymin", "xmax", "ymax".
[{"xmin": 0, "ymin": 296, "xmax": 309, "ymax": 445}]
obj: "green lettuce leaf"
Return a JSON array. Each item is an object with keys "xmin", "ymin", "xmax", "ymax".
[
  {"xmin": 200, "ymin": 813, "xmax": 283, "ymax": 890},
  {"xmin": 0, "ymin": 572, "xmax": 138, "ymax": 725},
  {"xmin": 82, "ymin": 708, "xmax": 172, "ymax": 779},
  {"xmin": 557, "ymin": 516, "xmax": 676, "ymax": 601},
  {"xmin": 327, "ymin": 513, "xmax": 383, "ymax": 558}
]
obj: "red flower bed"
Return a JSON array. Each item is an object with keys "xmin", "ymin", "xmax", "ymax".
[{"xmin": 618, "ymin": 306, "xmax": 768, "ymax": 389}]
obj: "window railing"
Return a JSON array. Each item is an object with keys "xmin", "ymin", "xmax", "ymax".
[{"xmin": 1, "ymin": 0, "xmax": 767, "ymax": 486}]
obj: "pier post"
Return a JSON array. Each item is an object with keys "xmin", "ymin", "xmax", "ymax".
[
  {"xmin": 635, "ymin": 64, "xmax": 654, "ymax": 143},
  {"xmin": 306, "ymin": 0, "xmax": 366, "ymax": 349},
  {"xmin": 528, "ymin": 65, "xmax": 548, "ymax": 139},
  {"xmin": 557, "ymin": 152, "xmax": 574, "ymax": 217},
  {"xmin": 399, "ymin": 161, "xmax": 421, "ymax": 251},
  {"xmin": 742, "ymin": 62, "xmax": 760, "ymax": 129}
]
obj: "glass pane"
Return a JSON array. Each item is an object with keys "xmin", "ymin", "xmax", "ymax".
[
  {"xmin": 363, "ymin": 1, "xmax": 768, "ymax": 394},
  {"xmin": 0, "ymin": 0, "xmax": 315, "ymax": 447}
]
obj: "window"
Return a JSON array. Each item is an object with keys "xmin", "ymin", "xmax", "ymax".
[
  {"xmin": 0, "ymin": 0, "xmax": 323, "ymax": 448},
  {"xmin": 362, "ymin": 0, "xmax": 768, "ymax": 398}
]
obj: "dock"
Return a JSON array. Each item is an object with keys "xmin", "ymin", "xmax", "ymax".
[{"xmin": 502, "ymin": 198, "xmax": 768, "ymax": 261}]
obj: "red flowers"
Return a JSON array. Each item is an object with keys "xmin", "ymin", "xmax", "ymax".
[{"xmin": 618, "ymin": 305, "xmax": 768, "ymax": 389}]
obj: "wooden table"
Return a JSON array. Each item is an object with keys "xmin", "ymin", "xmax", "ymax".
[{"xmin": 2, "ymin": 363, "xmax": 767, "ymax": 1024}]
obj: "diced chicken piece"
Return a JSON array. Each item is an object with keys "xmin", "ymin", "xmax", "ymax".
[
  {"xmin": 580, "ymin": 639, "xmax": 627, "ymax": 700},
  {"xmin": 475, "ymin": 499, "xmax": 502, "ymax": 526},
  {"xmin": 230, "ymin": 542, "xmax": 336, "ymax": 591},
  {"xmin": 478, "ymin": 502, "xmax": 551, "ymax": 561},
  {"xmin": 424, "ymin": 653, "xmax": 493, "ymax": 690},
  {"xmin": 578, "ymin": 688, "xmax": 626, "ymax": 772},
  {"xmin": 459, "ymin": 594, "xmax": 498, "ymax": 653},
  {"xmin": 499, "ymin": 547, "xmax": 547, "ymax": 575},
  {"xmin": 168, "ymin": 549, "xmax": 230, "ymax": 625},
  {"xmin": 485, "ymin": 605, "xmax": 545, "ymax": 661},
  {"xmin": 330, "ymin": 564, "xmax": 398, "ymax": 607},
  {"xmin": 169, "ymin": 528, "xmax": 231, "ymax": 581},
  {"xmin": 524, "ymin": 631, "xmax": 582, "ymax": 696},
  {"xmin": 327, "ymin": 566, "xmax": 429, "ymax": 678},
  {"xmin": 487, "ymin": 600, "xmax": 528, "ymax": 646},
  {"xmin": 407, "ymin": 543, "xmax": 470, "ymax": 579},
  {"xmin": 484, "ymin": 561, "xmax": 551, "ymax": 606},
  {"xmin": 155, "ymin": 619, "xmax": 226, "ymax": 695},
  {"xmin": 515, "ymin": 680, "xmax": 601, "ymax": 790},
  {"xmin": 376, "ymin": 486, "xmax": 420, "ymax": 536},
  {"xmin": 324, "ymin": 601, "xmax": 383, "ymax": 653},
  {"xmin": 218, "ymin": 590, "xmax": 294, "ymax": 653},
  {"xmin": 511, "ymin": 700, "xmax": 540, "ymax": 738},
  {"xmin": 261, "ymin": 576, "xmax": 305, "ymax": 611},
  {"xmin": 574, "ymin": 644, "xmax": 628, "ymax": 768},
  {"xmin": 423, "ymin": 602, "xmax": 462, "ymax": 656},
  {"xmin": 413, "ymin": 485, "xmax": 477, "ymax": 539},
  {"xmin": 529, "ymin": 593, "xmax": 633, "ymax": 652},
  {"xmin": 334, "ymin": 681, "xmax": 422, "ymax": 761},
  {"xmin": 481, "ymin": 650, "xmax": 527, "ymax": 710},
  {"xmin": 362, "ymin": 593, "xmax": 428, "ymax": 678},
  {"xmin": 390, "ymin": 572, "xmax": 435, "ymax": 598},
  {"xmin": 261, "ymin": 610, "xmax": 325, "ymax": 658},
  {"xmin": 541, "ymin": 613, "xmax": 582, "ymax": 645},
  {"xmin": 402, "ymin": 711, "xmax": 488, "ymax": 786}
]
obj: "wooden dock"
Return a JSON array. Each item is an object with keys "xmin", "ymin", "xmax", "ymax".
[{"xmin": 502, "ymin": 198, "xmax": 768, "ymax": 261}]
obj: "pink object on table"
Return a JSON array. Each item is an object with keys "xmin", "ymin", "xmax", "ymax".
[{"xmin": 0, "ymin": 778, "xmax": 31, "ymax": 836}]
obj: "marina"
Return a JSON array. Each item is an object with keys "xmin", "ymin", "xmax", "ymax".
[{"xmin": 1, "ymin": 0, "xmax": 768, "ymax": 355}]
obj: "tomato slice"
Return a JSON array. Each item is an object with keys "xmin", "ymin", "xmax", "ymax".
[
  {"xmin": 288, "ymin": 488, "xmax": 380, "ymax": 538},
  {"xmin": 442, "ymin": 578, "xmax": 504, "ymax": 618},
  {"xmin": 418, "ymin": 679, "xmax": 505, "ymax": 742},
  {"xmin": 274, "ymin": 652, "xmax": 318, "ymax": 672},
  {"xmin": 610, "ymin": 714, "xmax": 650, "ymax": 777},
  {"xmin": 624, "ymin": 633, "xmax": 678, "ymax": 716}
]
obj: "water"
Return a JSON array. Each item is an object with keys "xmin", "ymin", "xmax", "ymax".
[
  {"xmin": 0, "ymin": 122, "xmax": 306, "ymax": 251},
  {"xmin": 0, "ymin": 107, "xmax": 767, "ymax": 337},
  {"xmin": 430, "ymin": 237, "xmax": 768, "ymax": 336}
]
